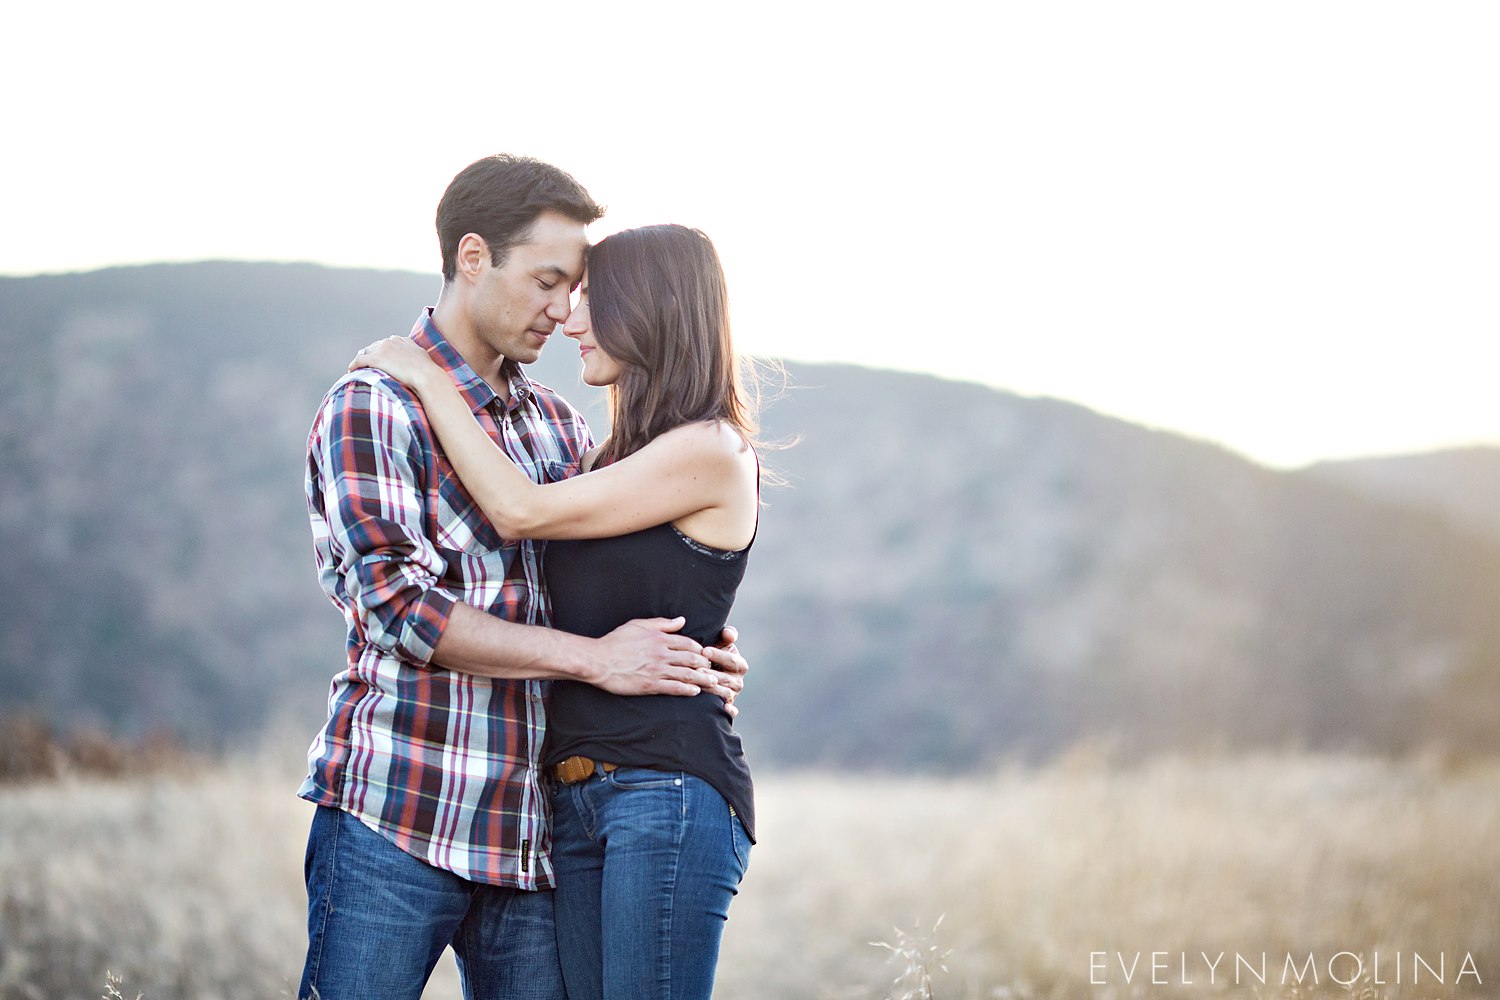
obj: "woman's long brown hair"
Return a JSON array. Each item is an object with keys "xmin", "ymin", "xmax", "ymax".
[{"xmin": 587, "ymin": 225, "xmax": 758, "ymax": 466}]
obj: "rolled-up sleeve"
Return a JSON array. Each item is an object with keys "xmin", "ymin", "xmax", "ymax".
[{"xmin": 308, "ymin": 377, "xmax": 458, "ymax": 666}]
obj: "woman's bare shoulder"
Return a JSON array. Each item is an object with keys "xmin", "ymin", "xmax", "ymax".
[{"xmin": 655, "ymin": 419, "xmax": 754, "ymax": 461}]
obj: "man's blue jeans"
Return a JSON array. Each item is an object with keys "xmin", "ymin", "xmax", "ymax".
[
  {"xmin": 298, "ymin": 805, "xmax": 565, "ymax": 1000},
  {"xmin": 550, "ymin": 767, "xmax": 751, "ymax": 1000}
]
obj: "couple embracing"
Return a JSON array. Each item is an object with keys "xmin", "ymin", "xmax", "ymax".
[{"xmin": 298, "ymin": 154, "xmax": 762, "ymax": 999}]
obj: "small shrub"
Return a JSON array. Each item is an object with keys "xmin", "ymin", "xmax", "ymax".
[
  {"xmin": 871, "ymin": 914, "xmax": 951, "ymax": 1000},
  {"xmin": 101, "ymin": 970, "xmax": 142, "ymax": 1000},
  {"xmin": 0, "ymin": 714, "xmax": 193, "ymax": 783}
]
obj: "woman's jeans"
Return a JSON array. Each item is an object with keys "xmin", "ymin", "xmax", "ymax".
[{"xmin": 550, "ymin": 767, "xmax": 752, "ymax": 1000}]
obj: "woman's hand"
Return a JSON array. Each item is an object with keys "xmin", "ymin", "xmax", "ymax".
[
  {"xmin": 704, "ymin": 625, "xmax": 748, "ymax": 719},
  {"xmin": 348, "ymin": 337, "xmax": 445, "ymax": 394}
]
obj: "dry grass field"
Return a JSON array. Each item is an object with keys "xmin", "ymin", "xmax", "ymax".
[{"xmin": 1, "ymin": 749, "xmax": 1496, "ymax": 1000}]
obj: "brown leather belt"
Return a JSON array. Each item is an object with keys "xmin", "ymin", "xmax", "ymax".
[{"xmin": 553, "ymin": 755, "xmax": 618, "ymax": 784}]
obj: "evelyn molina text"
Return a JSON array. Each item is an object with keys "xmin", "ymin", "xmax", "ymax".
[{"xmin": 1089, "ymin": 951, "xmax": 1481, "ymax": 989}]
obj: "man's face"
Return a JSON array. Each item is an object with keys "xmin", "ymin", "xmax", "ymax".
[{"xmin": 469, "ymin": 210, "xmax": 588, "ymax": 366}]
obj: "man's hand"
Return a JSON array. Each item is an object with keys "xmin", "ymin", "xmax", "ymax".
[
  {"xmin": 703, "ymin": 625, "xmax": 749, "ymax": 719},
  {"xmin": 584, "ymin": 617, "xmax": 722, "ymax": 697}
]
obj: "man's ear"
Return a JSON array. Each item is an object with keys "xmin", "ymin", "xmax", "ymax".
[{"xmin": 456, "ymin": 233, "xmax": 490, "ymax": 282}]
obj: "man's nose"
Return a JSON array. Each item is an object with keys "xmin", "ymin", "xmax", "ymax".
[{"xmin": 546, "ymin": 290, "xmax": 572, "ymax": 323}]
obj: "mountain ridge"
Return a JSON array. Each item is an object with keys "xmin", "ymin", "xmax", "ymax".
[{"xmin": 3, "ymin": 262, "xmax": 1496, "ymax": 768}]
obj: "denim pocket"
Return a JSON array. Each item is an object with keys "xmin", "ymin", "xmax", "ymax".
[
  {"xmin": 606, "ymin": 766, "xmax": 682, "ymax": 790},
  {"xmin": 729, "ymin": 809, "xmax": 751, "ymax": 875}
]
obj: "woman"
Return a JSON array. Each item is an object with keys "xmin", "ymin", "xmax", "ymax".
[{"xmin": 351, "ymin": 223, "xmax": 758, "ymax": 1000}]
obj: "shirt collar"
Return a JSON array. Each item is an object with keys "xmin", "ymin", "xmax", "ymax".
[{"xmin": 411, "ymin": 309, "xmax": 537, "ymax": 414}]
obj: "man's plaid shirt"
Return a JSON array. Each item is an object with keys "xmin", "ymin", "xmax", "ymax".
[{"xmin": 300, "ymin": 310, "xmax": 591, "ymax": 888}]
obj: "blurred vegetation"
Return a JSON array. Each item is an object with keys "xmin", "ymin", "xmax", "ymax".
[
  {"xmin": 0, "ymin": 715, "xmax": 196, "ymax": 783},
  {"xmin": 1, "ymin": 753, "xmax": 1495, "ymax": 999}
]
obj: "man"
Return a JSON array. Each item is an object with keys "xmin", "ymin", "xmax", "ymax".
[{"xmin": 298, "ymin": 155, "xmax": 746, "ymax": 1000}]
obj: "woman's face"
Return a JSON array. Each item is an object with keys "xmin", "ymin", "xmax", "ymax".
[{"xmin": 562, "ymin": 273, "xmax": 625, "ymax": 387}]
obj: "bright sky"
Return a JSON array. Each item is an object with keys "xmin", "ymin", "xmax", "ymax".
[{"xmin": 5, "ymin": 1, "xmax": 1497, "ymax": 468}]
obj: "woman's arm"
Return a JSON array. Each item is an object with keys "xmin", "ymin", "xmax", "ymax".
[{"xmin": 350, "ymin": 337, "xmax": 752, "ymax": 541}]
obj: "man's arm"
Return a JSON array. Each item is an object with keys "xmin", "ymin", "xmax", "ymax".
[{"xmin": 433, "ymin": 603, "xmax": 723, "ymax": 697}]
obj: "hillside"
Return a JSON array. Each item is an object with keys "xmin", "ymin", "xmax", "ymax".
[
  {"xmin": 747, "ymin": 368, "xmax": 1500, "ymax": 764},
  {"xmin": 1307, "ymin": 448, "xmax": 1500, "ymax": 543},
  {"xmin": 2, "ymin": 263, "xmax": 1497, "ymax": 767}
]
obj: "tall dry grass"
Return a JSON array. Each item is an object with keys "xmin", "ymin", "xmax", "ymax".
[
  {"xmin": 718, "ymin": 749, "xmax": 1500, "ymax": 998},
  {"xmin": 1, "ymin": 750, "xmax": 1496, "ymax": 999}
]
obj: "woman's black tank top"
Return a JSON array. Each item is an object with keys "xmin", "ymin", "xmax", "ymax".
[{"xmin": 543, "ymin": 521, "xmax": 755, "ymax": 840}]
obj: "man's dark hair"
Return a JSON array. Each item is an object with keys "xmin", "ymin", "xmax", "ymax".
[{"xmin": 436, "ymin": 154, "xmax": 604, "ymax": 282}]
